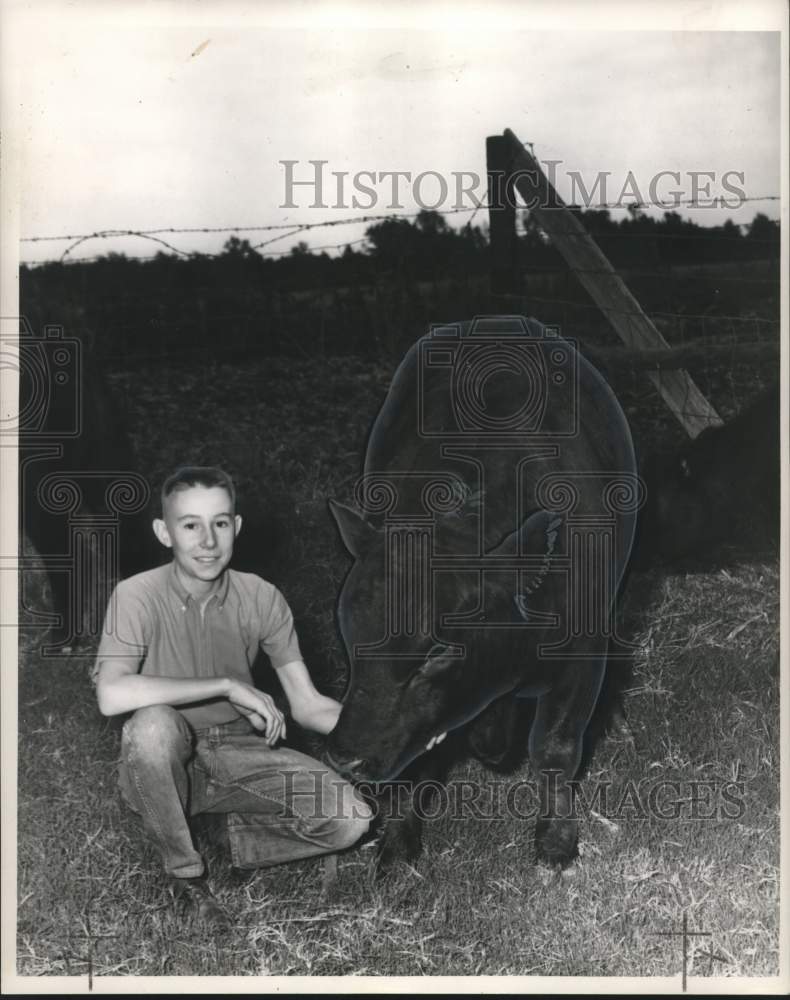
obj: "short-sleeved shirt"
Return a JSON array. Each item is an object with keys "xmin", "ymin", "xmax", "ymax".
[{"xmin": 93, "ymin": 563, "xmax": 303, "ymax": 730}]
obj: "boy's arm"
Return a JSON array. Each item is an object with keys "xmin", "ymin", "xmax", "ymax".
[
  {"xmin": 263, "ymin": 593, "xmax": 447, "ymax": 745},
  {"xmin": 95, "ymin": 661, "xmax": 227, "ymax": 716},
  {"xmin": 95, "ymin": 661, "xmax": 285, "ymax": 744},
  {"xmin": 274, "ymin": 658, "xmax": 342, "ymax": 735},
  {"xmin": 257, "ymin": 586, "xmax": 337, "ymax": 733},
  {"xmin": 275, "ymin": 659, "xmax": 447, "ymax": 748},
  {"xmin": 94, "ymin": 579, "xmax": 286, "ymax": 742}
]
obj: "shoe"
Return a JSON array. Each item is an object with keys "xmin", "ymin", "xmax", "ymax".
[{"xmin": 170, "ymin": 876, "xmax": 231, "ymax": 931}]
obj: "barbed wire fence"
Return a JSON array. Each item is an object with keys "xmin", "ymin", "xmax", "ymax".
[
  {"xmin": 20, "ymin": 194, "xmax": 780, "ymax": 262},
  {"xmin": 18, "ymin": 193, "xmax": 781, "ymax": 431}
]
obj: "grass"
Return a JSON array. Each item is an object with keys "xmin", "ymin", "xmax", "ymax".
[{"xmin": 15, "ymin": 353, "xmax": 781, "ymax": 980}]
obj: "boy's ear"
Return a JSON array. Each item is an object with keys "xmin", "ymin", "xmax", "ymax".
[
  {"xmin": 152, "ymin": 518, "xmax": 172, "ymax": 548},
  {"xmin": 234, "ymin": 514, "xmax": 242, "ymax": 537}
]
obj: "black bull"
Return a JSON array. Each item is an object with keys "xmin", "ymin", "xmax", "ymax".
[
  {"xmin": 637, "ymin": 381, "xmax": 779, "ymax": 564},
  {"xmin": 325, "ymin": 317, "xmax": 642, "ymax": 865}
]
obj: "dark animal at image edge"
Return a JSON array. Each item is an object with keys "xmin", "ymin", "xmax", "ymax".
[
  {"xmin": 324, "ymin": 316, "xmax": 640, "ymax": 868},
  {"xmin": 19, "ymin": 336, "xmax": 156, "ymax": 641},
  {"xmin": 637, "ymin": 381, "xmax": 780, "ymax": 565}
]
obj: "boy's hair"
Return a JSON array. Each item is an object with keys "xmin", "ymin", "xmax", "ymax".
[{"xmin": 160, "ymin": 466, "xmax": 237, "ymax": 515}]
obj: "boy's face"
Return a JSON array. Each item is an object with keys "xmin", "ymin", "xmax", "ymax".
[{"xmin": 153, "ymin": 485, "xmax": 241, "ymax": 590}]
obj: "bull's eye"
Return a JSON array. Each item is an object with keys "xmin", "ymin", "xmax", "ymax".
[{"xmin": 680, "ymin": 458, "xmax": 691, "ymax": 478}]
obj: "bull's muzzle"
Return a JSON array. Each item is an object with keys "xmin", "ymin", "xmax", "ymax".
[{"xmin": 323, "ymin": 746, "xmax": 369, "ymax": 782}]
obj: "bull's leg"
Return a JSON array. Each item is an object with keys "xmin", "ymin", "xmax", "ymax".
[
  {"xmin": 595, "ymin": 657, "xmax": 632, "ymax": 738},
  {"xmin": 529, "ymin": 656, "xmax": 606, "ymax": 866},
  {"xmin": 373, "ymin": 781, "xmax": 423, "ymax": 872},
  {"xmin": 371, "ymin": 740, "xmax": 455, "ymax": 876}
]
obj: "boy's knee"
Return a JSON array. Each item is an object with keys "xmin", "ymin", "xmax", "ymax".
[
  {"xmin": 332, "ymin": 812, "xmax": 371, "ymax": 851},
  {"xmin": 122, "ymin": 705, "xmax": 191, "ymax": 759},
  {"xmin": 326, "ymin": 789, "xmax": 373, "ymax": 850}
]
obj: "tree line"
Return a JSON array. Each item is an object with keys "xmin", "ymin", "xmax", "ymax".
[{"xmin": 19, "ymin": 208, "xmax": 779, "ymax": 364}]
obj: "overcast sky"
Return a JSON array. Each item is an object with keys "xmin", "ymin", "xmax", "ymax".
[{"xmin": 5, "ymin": 1, "xmax": 784, "ymax": 264}]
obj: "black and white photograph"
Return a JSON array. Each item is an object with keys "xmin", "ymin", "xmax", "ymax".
[{"xmin": 1, "ymin": 0, "xmax": 786, "ymax": 991}]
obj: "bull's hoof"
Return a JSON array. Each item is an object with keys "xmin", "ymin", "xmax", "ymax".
[
  {"xmin": 372, "ymin": 822, "xmax": 422, "ymax": 878},
  {"xmin": 534, "ymin": 817, "xmax": 578, "ymax": 868},
  {"xmin": 608, "ymin": 704, "xmax": 632, "ymax": 739}
]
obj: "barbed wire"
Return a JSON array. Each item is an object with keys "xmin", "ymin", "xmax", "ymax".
[
  {"xmin": 265, "ymin": 236, "xmax": 370, "ymax": 257},
  {"xmin": 19, "ymin": 127, "xmax": 781, "ymax": 264},
  {"xmin": 23, "ymin": 238, "xmax": 374, "ymax": 267},
  {"xmin": 20, "ymin": 193, "xmax": 779, "ymax": 251},
  {"xmin": 550, "ymin": 196, "xmax": 779, "ymax": 211},
  {"xmin": 520, "ymin": 228, "xmax": 779, "ymax": 244},
  {"xmin": 15, "ymin": 134, "xmax": 781, "ymax": 379},
  {"xmin": 19, "ymin": 206, "xmax": 480, "ymax": 243},
  {"xmin": 19, "ymin": 233, "xmax": 781, "ymax": 270}
]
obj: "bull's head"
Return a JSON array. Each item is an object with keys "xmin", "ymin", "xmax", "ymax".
[
  {"xmin": 637, "ymin": 434, "xmax": 721, "ymax": 563},
  {"xmin": 325, "ymin": 500, "xmax": 561, "ymax": 783}
]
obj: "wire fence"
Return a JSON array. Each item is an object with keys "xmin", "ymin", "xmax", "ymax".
[
  {"xmin": 19, "ymin": 192, "xmax": 781, "ymax": 264},
  {"xmin": 21, "ymin": 205, "xmax": 490, "ymax": 263},
  {"xmin": 18, "ymin": 197, "xmax": 780, "ymax": 439}
]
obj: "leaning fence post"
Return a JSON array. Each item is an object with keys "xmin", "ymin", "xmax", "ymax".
[{"xmin": 501, "ymin": 128, "xmax": 723, "ymax": 438}]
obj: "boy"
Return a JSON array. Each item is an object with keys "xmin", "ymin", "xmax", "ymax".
[{"xmin": 93, "ymin": 466, "xmax": 372, "ymax": 929}]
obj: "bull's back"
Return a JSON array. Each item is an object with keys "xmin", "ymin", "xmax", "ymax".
[{"xmin": 363, "ymin": 318, "xmax": 637, "ymax": 561}]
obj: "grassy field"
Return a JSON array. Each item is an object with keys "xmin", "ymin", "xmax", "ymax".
[{"xmin": 16, "ymin": 353, "xmax": 781, "ymax": 981}]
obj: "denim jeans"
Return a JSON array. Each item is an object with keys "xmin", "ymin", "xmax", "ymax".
[{"xmin": 118, "ymin": 704, "xmax": 372, "ymax": 877}]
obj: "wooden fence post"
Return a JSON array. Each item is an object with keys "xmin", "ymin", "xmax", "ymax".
[
  {"xmin": 486, "ymin": 136, "xmax": 520, "ymax": 300},
  {"xmin": 501, "ymin": 128, "xmax": 723, "ymax": 438}
]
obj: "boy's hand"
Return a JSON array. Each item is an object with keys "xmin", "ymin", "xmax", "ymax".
[{"xmin": 226, "ymin": 679, "xmax": 286, "ymax": 746}]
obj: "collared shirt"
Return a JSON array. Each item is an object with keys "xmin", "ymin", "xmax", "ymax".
[{"xmin": 93, "ymin": 563, "xmax": 302, "ymax": 729}]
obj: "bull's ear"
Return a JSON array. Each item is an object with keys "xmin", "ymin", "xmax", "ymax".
[
  {"xmin": 488, "ymin": 509, "xmax": 562, "ymax": 558},
  {"xmin": 491, "ymin": 510, "xmax": 562, "ymax": 611},
  {"xmin": 328, "ymin": 499, "xmax": 380, "ymax": 558}
]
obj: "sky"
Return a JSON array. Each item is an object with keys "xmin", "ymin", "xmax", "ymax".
[{"xmin": 3, "ymin": 0, "xmax": 785, "ymax": 265}]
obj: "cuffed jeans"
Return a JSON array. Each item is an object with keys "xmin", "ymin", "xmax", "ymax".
[{"xmin": 118, "ymin": 705, "xmax": 372, "ymax": 877}]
